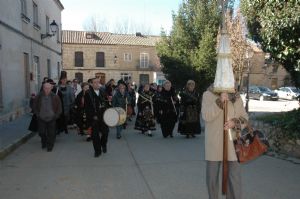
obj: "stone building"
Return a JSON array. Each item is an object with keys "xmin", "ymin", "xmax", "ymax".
[
  {"xmin": 62, "ymin": 30, "xmax": 165, "ymax": 86},
  {"xmin": 0, "ymin": 0, "xmax": 64, "ymax": 120},
  {"xmin": 241, "ymin": 42, "xmax": 291, "ymax": 90}
]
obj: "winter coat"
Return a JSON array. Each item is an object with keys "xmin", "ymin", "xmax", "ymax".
[{"xmin": 201, "ymin": 88, "xmax": 248, "ymax": 161}]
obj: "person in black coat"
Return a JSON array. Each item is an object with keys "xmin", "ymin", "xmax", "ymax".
[
  {"xmin": 74, "ymin": 82, "xmax": 90, "ymax": 138},
  {"xmin": 134, "ymin": 84, "xmax": 156, "ymax": 136},
  {"xmin": 84, "ymin": 78, "xmax": 110, "ymax": 157},
  {"xmin": 28, "ymin": 93, "xmax": 38, "ymax": 132},
  {"xmin": 178, "ymin": 80, "xmax": 202, "ymax": 138},
  {"xmin": 157, "ymin": 80, "xmax": 179, "ymax": 138}
]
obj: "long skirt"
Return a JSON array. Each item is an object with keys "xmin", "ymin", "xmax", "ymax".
[
  {"xmin": 134, "ymin": 108, "xmax": 156, "ymax": 132},
  {"xmin": 159, "ymin": 110, "xmax": 177, "ymax": 137}
]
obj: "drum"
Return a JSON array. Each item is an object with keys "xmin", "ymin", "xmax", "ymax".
[{"xmin": 103, "ymin": 107, "xmax": 127, "ymax": 127}]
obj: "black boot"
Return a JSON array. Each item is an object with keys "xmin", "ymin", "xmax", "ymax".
[
  {"xmin": 94, "ymin": 150, "xmax": 101, "ymax": 157},
  {"xmin": 102, "ymin": 146, "xmax": 107, "ymax": 153}
]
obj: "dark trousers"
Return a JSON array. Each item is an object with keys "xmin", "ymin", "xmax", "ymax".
[
  {"xmin": 160, "ymin": 121, "xmax": 176, "ymax": 137},
  {"xmin": 91, "ymin": 122, "xmax": 108, "ymax": 153},
  {"xmin": 38, "ymin": 119, "xmax": 56, "ymax": 149}
]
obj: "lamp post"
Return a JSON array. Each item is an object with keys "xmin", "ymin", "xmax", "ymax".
[
  {"xmin": 113, "ymin": 55, "xmax": 118, "ymax": 64},
  {"xmin": 245, "ymin": 48, "xmax": 254, "ymax": 113},
  {"xmin": 41, "ymin": 20, "xmax": 58, "ymax": 40}
]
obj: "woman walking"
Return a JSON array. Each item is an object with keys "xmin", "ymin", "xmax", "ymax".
[
  {"xmin": 134, "ymin": 84, "xmax": 156, "ymax": 136},
  {"xmin": 178, "ymin": 80, "xmax": 202, "ymax": 138},
  {"xmin": 157, "ymin": 80, "xmax": 179, "ymax": 138},
  {"xmin": 112, "ymin": 80, "xmax": 131, "ymax": 139}
]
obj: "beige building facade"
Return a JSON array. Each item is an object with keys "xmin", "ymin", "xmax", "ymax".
[
  {"xmin": 62, "ymin": 31, "xmax": 165, "ymax": 86},
  {"xmin": 0, "ymin": 0, "xmax": 64, "ymax": 120},
  {"xmin": 241, "ymin": 43, "xmax": 291, "ymax": 90}
]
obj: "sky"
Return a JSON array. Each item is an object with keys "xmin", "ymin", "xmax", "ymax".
[{"xmin": 60, "ymin": 0, "xmax": 183, "ymax": 35}]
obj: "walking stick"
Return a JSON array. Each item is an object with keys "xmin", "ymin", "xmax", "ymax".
[{"xmin": 222, "ymin": 100, "xmax": 228, "ymax": 195}]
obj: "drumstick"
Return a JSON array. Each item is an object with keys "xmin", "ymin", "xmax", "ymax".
[{"xmin": 170, "ymin": 96, "xmax": 177, "ymax": 115}]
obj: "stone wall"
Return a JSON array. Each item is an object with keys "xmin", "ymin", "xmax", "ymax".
[{"xmin": 252, "ymin": 119, "xmax": 300, "ymax": 158}]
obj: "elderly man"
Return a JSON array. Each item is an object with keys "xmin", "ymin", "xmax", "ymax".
[{"xmin": 34, "ymin": 83, "xmax": 62, "ymax": 152}]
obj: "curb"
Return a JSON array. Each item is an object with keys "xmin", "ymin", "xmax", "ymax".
[{"xmin": 0, "ymin": 131, "xmax": 37, "ymax": 160}]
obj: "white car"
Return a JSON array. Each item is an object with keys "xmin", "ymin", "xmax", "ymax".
[{"xmin": 275, "ymin": 87, "xmax": 300, "ymax": 100}]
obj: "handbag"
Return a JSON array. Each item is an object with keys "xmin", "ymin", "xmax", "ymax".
[{"xmin": 234, "ymin": 127, "xmax": 269, "ymax": 163}]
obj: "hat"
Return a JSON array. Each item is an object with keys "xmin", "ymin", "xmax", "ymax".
[
  {"xmin": 213, "ymin": 32, "xmax": 235, "ymax": 93},
  {"xmin": 46, "ymin": 79, "xmax": 56, "ymax": 85},
  {"xmin": 117, "ymin": 79, "xmax": 126, "ymax": 87}
]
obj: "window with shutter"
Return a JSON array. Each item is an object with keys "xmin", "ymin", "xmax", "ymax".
[
  {"xmin": 75, "ymin": 51, "xmax": 83, "ymax": 67},
  {"xmin": 96, "ymin": 52, "xmax": 105, "ymax": 67}
]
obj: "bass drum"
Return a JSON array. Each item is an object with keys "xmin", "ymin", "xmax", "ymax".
[{"xmin": 103, "ymin": 107, "xmax": 127, "ymax": 127}]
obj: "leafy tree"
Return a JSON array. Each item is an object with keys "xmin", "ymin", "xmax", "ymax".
[
  {"xmin": 156, "ymin": 0, "xmax": 223, "ymax": 93},
  {"xmin": 240, "ymin": 0, "xmax": 300, "ymax": 87}
]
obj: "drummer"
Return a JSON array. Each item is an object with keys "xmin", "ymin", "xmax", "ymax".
[
  {"xmin": 112, "ymin": 80, "xmax": 131, "ymax": 139},
  {"xmin": 84, "ymin": 78, "xmax": 110, "ymax": 157}
]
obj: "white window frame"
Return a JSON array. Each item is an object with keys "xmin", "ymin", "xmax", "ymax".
[
  {"xmin": 47, "ymin": 59, "xmax": 51, "ymax": 78},
  {"xmin": 57, "ymin": 62, "xmax": 61, "ymax": 80},
  {"xmin": 46, "ymin": 15, "xmax": 49, "ymax": 33},
  {"xmin": 56, "ymin": 26, "xmax": 60, "ymax": 43},
  {"xmin": 21, "ymin": 0, "xmax": 27, "ymax": 15},
  {"xmin": 140, "ymin": 53, "xmax": 149, "ymax": 68},
  {"xmin": 33, "ymin": 2, "xmax": 38, "ymax": 25},
  {"xmin": 120, "ymin": 73, "xmax": 132, "ymax": 82},
  {"xmin": 124, "ymin": 53, "xmax": 132, "ymax": 62}
]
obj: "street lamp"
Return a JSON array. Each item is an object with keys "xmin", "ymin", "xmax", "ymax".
[
  {"xmin": 245, "ymin": 48, "xmax": 254, "ymax": 113},
  {"xmin": 41, "ymin": 20, "xmax": 58, "ymax": 40},
  {"xmin": 113, "ymin": 55, "xmax": 118, "ymax": 64}
]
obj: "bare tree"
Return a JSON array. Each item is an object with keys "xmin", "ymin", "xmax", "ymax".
[
  {"xmin": 83, "ymin": 15, "xmax": 109, "ymax": 32},
  {"xmin": 83, "ymin": 15, "xmax": 154, "ymax": 35},
  {"xmin": 227, "ymin": 11, "xmax": 252, "ymax": 91},
  {"xmin": 113, "ymin": 17, "xmax": 131, "ymax": 34},
  {"xmin": 131, "ymin": 22, "xmax": 153, "ymax": 35}
]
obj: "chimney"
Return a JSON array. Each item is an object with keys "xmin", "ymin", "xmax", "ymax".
[{"xmin": 136, "ymin": 32, "xmax": 142, "ymax": 37}]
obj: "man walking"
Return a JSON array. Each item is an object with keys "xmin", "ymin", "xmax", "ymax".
[
  {"xmin": 85, "ymin": 78, "xmax": 110, "ymax": 157},
  {"xmin": 33, "ymin": 82, "xmax": 62, "ymax": 152}
]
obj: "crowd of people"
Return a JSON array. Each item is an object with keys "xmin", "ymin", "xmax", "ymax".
[
  {"xmin": 28, "ymin": 74, "xmax": 250, "ymax": 198},
  {"xmin": 28, "ymin": 76, "xmax": 203, "ymax": 155}
]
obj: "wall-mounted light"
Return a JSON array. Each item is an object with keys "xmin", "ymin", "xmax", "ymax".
[
  {"xmin": 41, "ymin": 20, "xmax": 58, "ymax": 40},
  {"xmin": 114, "ymin": 55, "xmax": 118, "ymax": 64}
]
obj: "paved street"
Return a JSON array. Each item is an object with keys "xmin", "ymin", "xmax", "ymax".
[{"xmin": 1, "ymin": 118, "xmax": 300, "ymax": 199}]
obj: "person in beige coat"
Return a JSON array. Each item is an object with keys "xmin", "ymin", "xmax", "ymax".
[{"xmin": 202, "ymin": 85, "xmax": 248, "ymax": 199}]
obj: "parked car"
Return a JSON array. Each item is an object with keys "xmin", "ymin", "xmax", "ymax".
[
  {"xmin": 248, "ymin": 86, "xmax": 279, "ymax": 101},
  {"xmin": 274, "ymin": 87, "xmax": 300, "ymax": 100}
]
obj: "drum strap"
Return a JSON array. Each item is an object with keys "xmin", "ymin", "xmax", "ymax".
[{"xmin": 125, "ymin": 97, "xmax": 128, "ymax": 114}]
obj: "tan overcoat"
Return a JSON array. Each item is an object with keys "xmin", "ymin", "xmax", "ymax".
[{"xmin": 201, "ymin": 89, "xmax": 248, "ymax": 161}]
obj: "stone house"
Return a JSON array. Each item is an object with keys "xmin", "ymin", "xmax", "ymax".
[
  {"xmin": 62, "ymin": 30, "xmax": 165, "ymax": 86},
  {"xmin": 0, "ymin": 0, "xmax": 64, "ymax": 120},
  {"xmin": 241, "ymin": 42, "xmax": 291, "ymax": 90}
]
